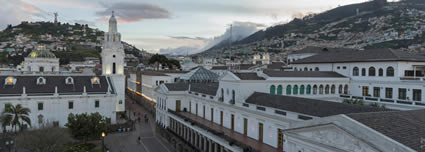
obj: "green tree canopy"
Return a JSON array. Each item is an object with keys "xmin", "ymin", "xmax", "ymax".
[
  {"xmin": 16, "ymin": 126, "xmax": 73, "ymax": 152},
  {"xmin": 65, "ymin": 113, "xmax": 107, "ymax": 143}
]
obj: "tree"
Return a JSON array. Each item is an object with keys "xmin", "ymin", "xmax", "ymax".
[
  {"xmin": 148, "ymin": 54, "xmax": 168, "ymax": 70},
  {"xmin": 16, "ymin": 126, "xmax": 73, "ymax": 152},
  {"xmin": 65, "ymin": 113, "xmax": 107, "ymax": 143},
  {"xmin": 148, "ymin": 54, "xmax": 182, "ymax": 70},
  {"xmin": 0, "ymin": 104, "xmax": 31, "ymax": 132}
]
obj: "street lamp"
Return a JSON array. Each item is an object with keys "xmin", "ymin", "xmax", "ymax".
[
  {"xmin": 101, "ymin": 132, "xmax": 105, "ymax": 152},
  {"xmin": 5, "ymin": 139, "xmax": 13, "ymax": 152}
]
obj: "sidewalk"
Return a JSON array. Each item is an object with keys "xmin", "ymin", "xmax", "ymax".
[{"xmin": 104, "ymin": 97, "xmax": 174, "ymax": 152}]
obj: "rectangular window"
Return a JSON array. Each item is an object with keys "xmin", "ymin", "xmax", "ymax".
[
  {"xmin": 398, "ymin": 88, "xmax": 407, "ymax": 100},
  {"xmin": 275, "ymin": 110, "xmax": 287, "ymax": 116},
  {"xmin": 337, "ymin": 66, "xmax": 340, "ymax": 69},
  {"xmin": 413, "ymin": 89, "xmax": 421, "ymax": 101},
  {"xmin": 298, "ymin": 115, "xmax": 313, "ymax": 120},
  {"xmin": 38, "ymin": 102, "xmax": 43, "ymax": 111},
  {"xmin": 68, "ymin": 101, "xmax": 74, "ymax": 109},
  {"xmin": 362, "ymin": 86, "xmax": 369, "ymax": 96},
  {"xmin": 242, "ymin": 103, "xmax": 249, "ymax": 107},
  {"xmin": 373, "ymin": 87, "xmax": 380, "ymax": 97},
  {"xmin": 385, "ymin": 88, "xmax": 393, "ymax": 99},
  {"xmin": 256, "ymin": 106, "xmax": 266, "ymax": 111},
  {"xmin": 343, "ymin": 66, "xmax": 347, "ymax": 69},
  {"xmin": 95, "ymin": 100, "xmax": 100, "ymax": 108}
]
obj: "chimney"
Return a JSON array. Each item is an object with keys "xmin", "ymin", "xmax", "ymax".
[
  {"xmin": 22, "ymin": 87, "xmax": 27, "ymax": 97},
  {"xmin": 54, "ymin": 86, "xmax": 59, "ymax": 97},
  {"xmin": 83, "ymin": 86, "xmax": 87, "ymax": 96}
]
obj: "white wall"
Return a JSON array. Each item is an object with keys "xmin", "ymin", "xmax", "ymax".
[{"xmin": 0, "ymin": 94, "xmax": 117, "ymax": 130}]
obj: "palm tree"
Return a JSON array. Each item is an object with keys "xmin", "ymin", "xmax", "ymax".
[
  {"xmin": 0, "ymin": 114, "xmax": 12, "ymax": 133},
  {"xmin": 1, "ymin": 104, "xmax": 31, "ymax": 132}
]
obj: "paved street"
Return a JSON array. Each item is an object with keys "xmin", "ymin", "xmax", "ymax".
[{"xmin": 104, "ymin": 97, "xmax": 174, "ymax": 152}]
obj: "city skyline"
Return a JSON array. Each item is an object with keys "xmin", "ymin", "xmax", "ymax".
[{"xmin": 2, "ymin": 0, "xmax": 378, "ymax": 53}]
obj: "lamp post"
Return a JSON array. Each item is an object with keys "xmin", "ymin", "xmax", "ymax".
[
  {"xmin": 5, "ymin": 139, "xmax": 13, "ymax": 152},
  {"xmin": 101, "ymin": 132, "xmax": 105, "ymax": 152}
]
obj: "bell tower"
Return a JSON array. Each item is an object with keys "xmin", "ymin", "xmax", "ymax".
[{"xmin": 102, "ymin": 11, "xmax": 125, "ymax": 113}]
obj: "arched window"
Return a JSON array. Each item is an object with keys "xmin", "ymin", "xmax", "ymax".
[
  {"xmin": 65, "ymin": 77, "xmax": 74, "ymax": 85},
  {"xmin": 304, "ymin": 67, "xmax": 308, "ymax": 71},
  {"xmin": 331, "ymin": 85, "xmax": 336, "ymax": 94},
  {"xmin": 37, "ymin": 77, "xmax": 46, "ymax": 85},
  {"xmin": 325, "ymin": 85, "xmax": 330, "ymax": 94},
  {"xmin": 378, "ymin": 68, "xmax": 383, "ymax": 76},
  {"xmin": 300, "ymin": 85, "xmax": 305, "ymax": 95},
  {"xmin": 313, "ymin": 85, "xmax": 318, "ymax": 95},
  {"xmin": 387, "ymin": 67, "xmax": 394, "ymax": 77},
  {"xmin": 369, "ymin": 67, "xmax": 376, "ymax": 76},
  {"xmin": 306, "ymin": 85, "xmax": 311, "ymax": 94},
  {"xmin": 277, "ymin": 85, "xmax": 283, "ymax": 95},
  {"xmin": 286, "ymin": 85, "xmax": 292, "ymax": 95},
  {"xmin": 338, "ymin": 85, "xmax": 343, "ymax": 94},
  {"xmin": 319, "ymin": 85, "xmax": 324, "ymax": 94},
  {"xmin": 221, "ymin": 88, "xmax": 224, "ymax": 100},
  {"xmin": 270, "ymin": 85, "xmax": 276, "ymax": 95},
  {"xmin": 353, "ymin": 67, "xmax": 359, "ymax": 76},
  {"xmin": 315, "ymin": 67, "xmax": 319, "ymax": 71},
  {"xmin": 232, "ymin": 90, "xmax": 235, "ymax": 102},
  {"xmin": 344, "ymin": 85, "xmax": 349, "ymax": 94},
  {"xmin": 112, "ymin": 62, "xmax": 116, "ymax": 74},
  {"xmin": 361, "ymin": 68, "xmax": 366, "ymax": 76},
  {"xmin": 293, "ymin": 85, "xmax": 298, "ymax": 95}
]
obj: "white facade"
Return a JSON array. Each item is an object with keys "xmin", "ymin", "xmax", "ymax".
[
  {"xmin": 102, "ymin": 12, "xmax": 125, "ymax": 112},
  {"xmin": 292, "ymin": 61, "xmax": 425, "ymax": 110},
  {"xmin": 0, "ymin": 89, "xmax": 117, "ymax": 129},
  {"xmin": 23, "ymin": 58, "xmax": 60, "ymax": 73},
  {"xmin": 252, "ymin": 53, "xmax": 270, "ymax": 65}
]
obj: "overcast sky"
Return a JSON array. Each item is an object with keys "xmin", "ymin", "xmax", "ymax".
[{"xmin": 1, "ymin": 0, "xmax": 376, "ymax": 53}]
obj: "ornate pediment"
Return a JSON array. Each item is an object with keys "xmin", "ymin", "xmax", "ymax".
[{"xmin": 290, "ymin": 124, "xmax": 378, "ymax": 152}]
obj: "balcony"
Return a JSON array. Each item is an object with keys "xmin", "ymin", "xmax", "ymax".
[
  {"xmin": 218, "ymin": 97, "xmax": 224, "ymax": 102},
  {"xmin": 229, "ymin": 99, "xmax": 235, "ymax": 105},
  {"xmin": 399, "ymin": 77, "xmax": 423, "ymax": 81},
  {"xmin": 168, "ymin": 110, "xmax": 280, "ymax": 152}
]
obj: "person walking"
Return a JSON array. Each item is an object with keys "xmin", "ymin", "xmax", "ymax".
[{"xmin": 137, "ymin": 136, "xmax": 141, "ymax": 144}]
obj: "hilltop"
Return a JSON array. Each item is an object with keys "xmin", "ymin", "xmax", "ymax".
[
  {"xmin": 201, "ymin": 0, "xmax": 425, "ymax": 57},
  {"xmin": 0, "ymin": 21, "xmax": 151, "ymax": 66}
]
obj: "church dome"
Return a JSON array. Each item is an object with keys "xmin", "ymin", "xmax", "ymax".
[{"xmin": 28, "ymin": 47, "xmax": 56, "ymax": 58}]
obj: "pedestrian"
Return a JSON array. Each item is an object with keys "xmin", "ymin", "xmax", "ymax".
[{"xmin": 138, "ymin": 136, "xmax": 141, "ymax": 144}]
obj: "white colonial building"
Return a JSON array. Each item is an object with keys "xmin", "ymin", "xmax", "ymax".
[
  {"xmin": 153, "ymin": 47, "xmax": 425, "ymax": 152},
  {"xmin": 0, "ymin": 12, "xmax": 125, "ymax": 130},
  {"xmin": 22, "ymin": 46, "xmax": 60, "ymax": 73}
]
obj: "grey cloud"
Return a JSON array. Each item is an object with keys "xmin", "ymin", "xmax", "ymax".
[
  {"xmin": 161, "ymin": 21, "xmax": 264, "ymax": 55},
  {"xmin": 170, "ymin": 36, "xmax": 207, "ymax": 41},
  {"xmin": 96, "ymin": 2, "xmax": 171, "ymax": 23}
]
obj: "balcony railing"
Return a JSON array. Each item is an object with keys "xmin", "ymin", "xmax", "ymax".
[
  {"xmin": 218, "ymin": 97, "xmax": 224, "ymax": 102},
  {"xmin": 341, "ymin": 95, "xmax": 425, "ymax": 107},
  {"xmin": 400, "ymin": 77, "xmax": 424, "ymax": 81}
]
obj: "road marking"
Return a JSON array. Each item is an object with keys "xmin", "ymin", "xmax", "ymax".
[
  {"xmin": 140, "ymin": 140, "xmax": 150, "ymax": 152},
  {"xmin": 154, "ymin": 136, "xmax": 172, "ymax": 152}
]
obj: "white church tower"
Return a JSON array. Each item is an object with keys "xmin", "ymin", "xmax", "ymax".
[{"xmin": 102, "ymin": 11, "xmax": 125, "ymax": 113}]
